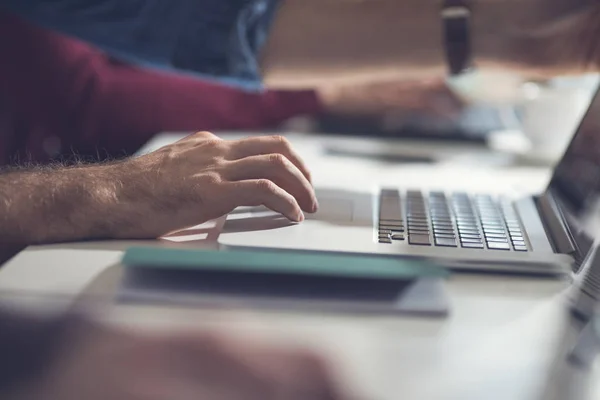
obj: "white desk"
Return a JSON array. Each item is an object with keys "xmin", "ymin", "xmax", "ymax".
[{"xmin": 1, "ymin": 132, "xmax": 599, "ymax": 400}]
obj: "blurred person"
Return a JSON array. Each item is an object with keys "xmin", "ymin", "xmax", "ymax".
[
  {"xmin": 7, "ymin": 0, "xmax": 597, "ymax": 86},
  {"xmin": 0, "ymin": 10, "xmax": 321, "ymax": 165},
  {"xmin": 0, "ymin": 307, "xmax": 348, "ymax": 400},
  {"xmin": 0, "ymin": 10, "xmax": 461, "ymax": 166}
]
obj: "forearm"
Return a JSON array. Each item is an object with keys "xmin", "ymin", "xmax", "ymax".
[
  {"xmin": 261, "ymin": 0, "xmax": 600, "ymax": 87},
  {"xmin": 0, "ymin": 163, "xmax": 141, "ymax": 247},
  {"xmin": 95, "ymin": 64, "xmax": 323, "ymax": 134}
]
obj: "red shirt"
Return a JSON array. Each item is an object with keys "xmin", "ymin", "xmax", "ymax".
[{"xmin": 0, "ymin": 11, "xmax": 322, "ymax": 165}]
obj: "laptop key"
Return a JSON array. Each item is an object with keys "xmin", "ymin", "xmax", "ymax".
[
  {"xmin": 462, "ymin": 242, "xmax": 485, "ymax": 249},
  {"xmin": 380, "ymin": 227, "xmax": 404, "ymax": 233},
  {"xmin": 487, "ymin": 242, "xmax": 510, "ymax": 250},
  {"xmin": 458, "ymin": 228, "xmax": 480, "ymax": 234},
  {"xmin": 483, "ymin": 229, "xmax": 506, "ymax": 235},
  {"xmin": 409, "ymin": 234, "xmax": 432, "ymax": 246},
  {"xmin": 486, "ymin": 237, "xmax": 509, "ymax": 243},
  {"xmin": 481, "ymin": 224, "xmax": 504, "ymax": 229},
  {"xmin": 380, "ymin": 197, "xmax": 403, "ymax": 222},
  {"xmin": 514, "ymin": 245, "xmax": 528, "ymax": 252},
  {"xmin": 435, "ymin": 238, "xmax": 457, "ymax": 247},
  {"xmin": 484, "ymin": 233, "xmax": 508, "ymax": 239},
  {"xmin": 381, "ymin": 188, "xmax": 400, "ymax": 197},
  {"xmin": 435, "ymin": 233, "xmax": 456, "ymax": 239},
  {"xmin": 379, "ymin": 222, "xmax": 404, "ymax": 227},
  {"xmin": 461, "ymin": 238, "xmax": 483, "ymax": 244},
  {"xmin": 457, "ymin": 221, "xmax": 478, "ymax": 226},
  {"xmin": 380, "ymin": 219, "xmax": 403, "ymax": 225},
  {"xmin": 391, "ymin": 234, "xmax": 405, "ymax": 241},
  {"xmin": 512, "ymin": 240, "xmax": 526, "ymax": 246},
  {"xmin": 459, "ymin": 233, "xmax": 482, "ymax": 239},
  {"xmin": 409, "ymin": 225, "xmax": 430, "ymax": 230},
  {"xmin": 379, "ymin": 238, "xmax": 392, "ymax": 244}
]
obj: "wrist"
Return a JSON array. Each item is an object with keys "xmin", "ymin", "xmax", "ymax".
[
  {"xmin": 35, "ymin": 162, "xmax": 146, "ymax": 243},
  {"xmin": 86, "ymin": 160, "xmax": 155, "ymax": 240}
]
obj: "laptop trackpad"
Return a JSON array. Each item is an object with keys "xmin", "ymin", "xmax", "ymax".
[{"xmin": 308, "ymin": 197, "xmax": 354, "ymax": 222}]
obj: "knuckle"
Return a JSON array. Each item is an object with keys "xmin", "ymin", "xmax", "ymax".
[
  {"xmin": 199, "ymin": 171, "xmax": 222, "ymax": 186},
  {"xmin": 156, "ymin": 146, "xmax": 179, "ymax": 163},
  {"xmin": 268, "ymin": 153, "xmax": 289, "ymax": 167},
  {"xmin": 255, "ymin": 179, "xmax": 277, "ymax": 194},
  {"xmin": 271, "ymin": 135, "xmax": 291, "ymax": 149},
  {"xmin": 203, "ymin": 138, "xmax": 225, "ymax": 149},
  {"xmin": 193, "ymin": 130, "xmax": 216, "ymax": 139}
]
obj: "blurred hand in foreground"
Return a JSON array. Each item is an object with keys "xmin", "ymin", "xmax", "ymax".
[{"xmin": 6, "ymin": 316, "xmax": 349, "ymax": 400}]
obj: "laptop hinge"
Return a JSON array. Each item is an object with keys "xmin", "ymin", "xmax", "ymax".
[{"xmin": 537, "ymin": 191, "xmax": 577, "ymax": 255}]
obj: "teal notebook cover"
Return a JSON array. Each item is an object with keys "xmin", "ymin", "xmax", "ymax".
[{"xmin": 122, "ymin": 247, "xmax": 449, "ymax": 280}]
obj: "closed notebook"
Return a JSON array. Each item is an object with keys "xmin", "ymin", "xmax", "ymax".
[
  {"xmin": 121, "ymin": 247, "xmax": 449, "ymax": 280},
  {"xmin": 119, "ymin": 247, "xmax": 450, "ymax": 316}
]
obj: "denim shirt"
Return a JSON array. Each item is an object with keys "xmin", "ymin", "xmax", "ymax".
[{"xmin": 1, "ymin": 0, "xmax": 280, "ymax": 90}]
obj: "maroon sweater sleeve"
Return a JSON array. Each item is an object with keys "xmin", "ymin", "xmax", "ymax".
[{"xmin": 0, "ymin": 11, "xmax": 323, "ymax": 165}]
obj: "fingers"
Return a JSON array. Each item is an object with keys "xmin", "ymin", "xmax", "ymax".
[
  {"xmin": 165, "ymin": 334, "xmax": 272, "ymax": 400},
  {"xmin": 223, "ymin": 154, "xmax": 317, "ymax": 213},
  {"xmin": 171, "ymin": 334, "xmax": 350, "ymax": 400},
  {"xmin": 227, "ymin": 179, "xmax": 304, "ymax": 222},
  {"xmin": 260, "ymin": 350, "xmax": 347, "ymax": 400},
  {"xmin": 227, "ymin": 136, "xmax": 313, "ymax": 185},
  {"xmin": 157, "ymin": 133, "xmax": 317, "ymax": 223}
]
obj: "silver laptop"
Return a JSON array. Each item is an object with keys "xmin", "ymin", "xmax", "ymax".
[{"xmin": 218, "ymin": 87, "xmax": 600, "ymax": 276}]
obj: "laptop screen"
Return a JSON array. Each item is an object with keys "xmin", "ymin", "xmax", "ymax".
[{"xmin": 548, "ymin": 85, "xmax": 600, "ymax": 247}]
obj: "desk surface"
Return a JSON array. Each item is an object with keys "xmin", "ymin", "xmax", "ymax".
[{"xmin": 1, "ymin": 132, "xmax": 599, "ymax": 400}]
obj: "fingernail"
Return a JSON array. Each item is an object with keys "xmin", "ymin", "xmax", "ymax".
[
  {"xmin": 296, "ymin": 211, "xmax": 305, "ymax": 222},
  {"xmin": 312, "ymin": 199, "xmax": 319, "ymax": 213}
]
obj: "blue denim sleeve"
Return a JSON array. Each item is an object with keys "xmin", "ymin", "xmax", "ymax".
[{"xmin": 1, "ymin": 0, "xmax": 280, "ymax": 90}]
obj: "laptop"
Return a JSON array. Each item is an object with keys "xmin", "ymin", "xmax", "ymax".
[{"xmin": 218, "ymin": 87, "xmax": 600, "ymax": 276}]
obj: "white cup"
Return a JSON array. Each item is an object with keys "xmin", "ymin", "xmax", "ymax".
[{"xmin": 519, "ymin": 83, "xmax": 594, "ymax": 164}]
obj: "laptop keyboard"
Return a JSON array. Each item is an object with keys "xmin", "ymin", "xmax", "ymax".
[{"xmin": 378, "ymin": 190, "xmax": 529, "ymax": 252}]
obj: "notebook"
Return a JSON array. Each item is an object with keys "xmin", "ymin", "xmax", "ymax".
[{"xmin": 118, "ymin": 247, "xmax": 451, "ymax": 316}]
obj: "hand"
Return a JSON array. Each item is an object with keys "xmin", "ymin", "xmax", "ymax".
[
  {"xmin": 317, "ymin": 79, "xmax": 465, "ymax": 118},
  {"xmin": 8, "ymin": 318, "xmax": 348, "ymax": 400},
  {"xmin": 116, "ymin": 132, "xmax": 318, "ymax": 238}
]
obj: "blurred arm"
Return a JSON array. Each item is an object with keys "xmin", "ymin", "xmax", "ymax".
[{"xmin": 0, "ymin": 11, "xmax": 322, "ymax": 165}]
